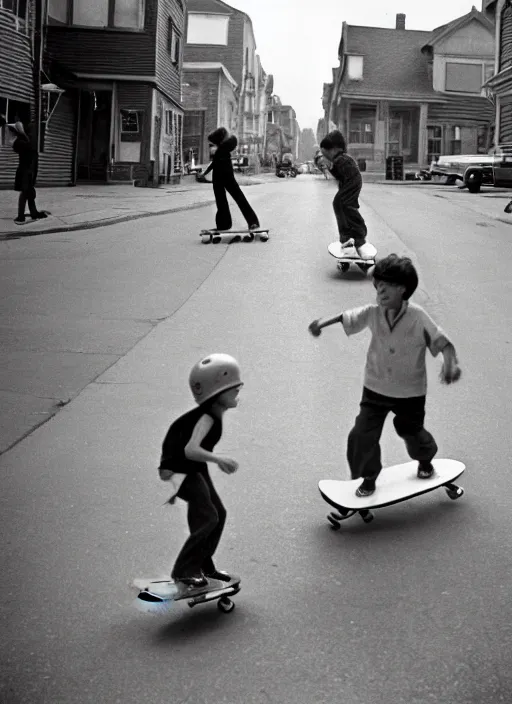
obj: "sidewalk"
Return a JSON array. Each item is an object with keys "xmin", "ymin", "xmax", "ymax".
[{"xmin": 0, "ymin": 173, "xmax": 268, "ymax": 239}]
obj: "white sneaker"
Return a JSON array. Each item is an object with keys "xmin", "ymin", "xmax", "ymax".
[{"xmin": 357, "ymin": 242, "xmax": 376, "ymax": 260}]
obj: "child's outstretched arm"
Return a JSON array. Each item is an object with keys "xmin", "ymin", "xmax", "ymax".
[
  {"xmin": 440, "ymin": 343, "xmax": 461, "ymax": 384},
  {"xmin": 309, "ymin": 313, "xmax": 343, "ymax": 337},
  {"xmin": 185, "ymin": 415, "xmax": 238, "ymax": 474}
]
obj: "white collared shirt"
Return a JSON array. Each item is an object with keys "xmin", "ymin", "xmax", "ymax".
[{"xmin": 342, "ymin": 301, "xmax": 451, "ymax": 398}]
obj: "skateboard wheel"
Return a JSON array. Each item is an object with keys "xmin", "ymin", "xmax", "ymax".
[
  {"xmin": 243, "ymin": 234, "xmax": 254, "ymax": 242},
  {"xmin": 327, "ymin": 514, "xmax": 341, "ymax": 530},
  {"xmin": 201, "ymin": 236, "xmax": 211, "ymax": 244},
  {"xmin": 446, "ymin": 487, "xmax": 464, "ymax": 500},
  {"xmin": 217, "ymin": 597, "xmax": 235, "ymax": 613},
  {"xmin": 260, "ymin": 235, "xmax": 269, "ymax": 242},
  {"xmin": 360, "ymin": 510, "xmax": 374, "ymax": 523},
  {"xmin": 337, "ymin": 262, "xmax": 350, "ymax": 273},
  {"xmin": 212, "ymin": 236, "xmax": 221, "ymax": 244}
]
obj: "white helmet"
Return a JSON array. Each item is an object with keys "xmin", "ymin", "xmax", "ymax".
[{"xmin": 189, "ymin": 354, "xmax": 243, "ymax": 405}]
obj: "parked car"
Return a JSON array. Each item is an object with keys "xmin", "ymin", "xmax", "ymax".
[{"xmin": 429, "ymin": 144, "xmax": 512, "ymax": 193}]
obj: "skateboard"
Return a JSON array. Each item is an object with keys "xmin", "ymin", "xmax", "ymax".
[
  {"xmin": 328, "ymin": 240, "xmax": 377, "ymax": 273},
  {"xmin": 200, "ymin": 229, "xmax": 269, "ymax": 244},
  {"xmin": 319, "ymin": 458, "xmax": 465, "ymax": 528},
  {"xmin": 133, "ymin": 575, "xmax": 241, "ymax": 614}
]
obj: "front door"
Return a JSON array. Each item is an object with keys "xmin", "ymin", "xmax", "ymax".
[
  {"xmin": 388, "ymin": 109, "xmax": 418, "ymax": 162},
  {"xmin": 77, "ymin": 90, "xmax": 112, "ymax": 181}
]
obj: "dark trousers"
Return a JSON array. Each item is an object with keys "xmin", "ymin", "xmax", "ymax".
[
  {"xmin": 171, "ymin": 470, "xmax": 227, "ymax": 579},
  {"xmin": 347, "ymin": 387, "xmax": 438, "ymax": 481},
  {"xmin": 18, "ymin": 187, "xmax": 38, "ymax": 219},
  {"xmin": 333, "ymin": 191, "xmax": 367, "ymax": 246},
  {"xmin": 213, "ymin": 177, "xmax": 259, "ymax": 230}
]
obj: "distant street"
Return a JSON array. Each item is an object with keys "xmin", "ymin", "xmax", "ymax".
[{"xmin": 1, "ymin": 176, "xmax": 512, "ymax": 704}]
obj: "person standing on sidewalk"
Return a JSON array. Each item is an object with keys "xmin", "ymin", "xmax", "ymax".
[
  {"xmin": 0, "ymin": 115, "xmax": 48, "ymax": 226},
  {"xmin": 202, "ymin": 127, "xmax": 260, "ymax": 234}
]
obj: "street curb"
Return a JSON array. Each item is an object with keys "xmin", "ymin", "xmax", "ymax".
[{"xmin": 0, "ymin": 198, "xmax": 216, "ymax": 240}]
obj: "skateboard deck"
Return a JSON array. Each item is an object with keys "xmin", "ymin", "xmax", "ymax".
[
  {"xmin": 200, "ymin": 229, "xmax": 269, "ymax": 244},
  {"xmin": 133, "ymin": 575, "xmax": 241, "ymax": 614},
  {"xmin": 319, "ymin": 458, "xmax": 465, "ymax": 528},
  {"xmin": 328, "ymin": 241, "xmax": 376, "ymax": 273}
]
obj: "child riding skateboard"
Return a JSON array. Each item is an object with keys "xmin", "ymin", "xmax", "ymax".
[
  {"xmin": 308, "ymin": 254, "xmax": 461, "ymax": 498},
  {"xmin": 202, "ymin": 127, "xmax": 260, "ymax": 234},
  {"xmin": 158, "ymin": 354, "xmax": 243, "ymax": 596},
  {"xmin": 317, "ymin": 130, "xmax": 374, "ymax": 260}
]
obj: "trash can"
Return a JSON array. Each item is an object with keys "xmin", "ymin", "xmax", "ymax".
[
  {"xmin": 385, "ymin": 156, "xmax": 404, "ymax": 181},
  {"xmin": 357, "ymin": 158, "xmax": 367, "ymax": 172}
]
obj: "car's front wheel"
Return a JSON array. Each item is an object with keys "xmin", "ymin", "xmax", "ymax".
[{"xmin": 464, "ymin": 168, "xmax": 482, "ymax": 193}]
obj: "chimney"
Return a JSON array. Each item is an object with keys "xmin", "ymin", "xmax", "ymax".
[{"xmin": 396, "ymin": 13, "xmax": 406, "ymax": 30}]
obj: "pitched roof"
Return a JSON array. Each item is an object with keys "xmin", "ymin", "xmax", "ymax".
[
  {"xmin": 421, "ymin": 6, "xmax": 494, "ymax": 51},
  {"xmin": 342, "ymin": 25, "xmax": 438, "ymax": 100},
  {"xmin": 186, "ymin": 0, "xmax": 236, "ymax": 14}
]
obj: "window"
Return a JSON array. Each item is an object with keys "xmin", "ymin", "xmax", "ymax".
[
  {"xmin": 427, "ymin": 125, "xmax": 442, "ymax": 163},
  {"xmin": 120, "ymin": 109, "xmax": 140, "ymax": 135},
  {"xmin": 48, "ymin": 0, "xmax": 145, "ymax": 28},
  {"xmin": 0, "ymin": 0, "xmax": 27, "ymax": 30},
  {"xmin": 168, "ymin": 19, "xmax": 181, "ymax": 64},
  {"xmin": 165, "ymin": 109, "xmax": 173, "ymax": 136},
  {"xmin": 451, "ymin": 125, "xmax": 461, "ymax": 155},
  {"xmin": 445, "ymin": 62, "xmax": 483, "ymax": 93},
  {"xmin": 186, "ymin": 13, "xmax": 229, "ymax": 45},
  {"xmin": 349, "ymin": 108, "xmax": 375, "ymax": 144},
  {"xmin": 347, "ymin": 56, "xmax": 363, "ymax": 81}
]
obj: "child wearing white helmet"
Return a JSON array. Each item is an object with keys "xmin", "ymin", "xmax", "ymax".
[{"xmin": 158, "ymin": 354, "xmax": 243, "ymax": 596}]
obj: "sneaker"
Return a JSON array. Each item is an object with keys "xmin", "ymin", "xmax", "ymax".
[
  {"xmin": 14, "ymin": 217, "xmax": 26, "ymax": 225},
  {"xmin": 355, "ymin": 478, "xmax": 376, "ymax": 497},
  {"xmin": 173, "ymin": 575, "xmax": 208, "ymax": 596},
  {"xmin": 32, "ymin": 211, "xmax": 48, "ymax": 220},
  {"xmin": 417, "ymin": 461, "xmax": 435, "ymax": 479},
  {"xmin": 505, "ymin": 202, "xmax": 512, "ymax": 214},
  {"xmin": 356, "ymin": 242, "xmax": 376, "ymax": 260},
  {"xmin": 248, "ymin": 224, "xmax": 259, "ymax": 231},
  {"xmin": 204, "ymin": 569, "xmax": 231, "ymax": 583}
]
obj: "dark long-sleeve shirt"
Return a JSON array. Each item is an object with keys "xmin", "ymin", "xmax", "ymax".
[
  {"xmin": 329, "ymin": 152, "xmax": 362, "ymax": 206},
  {"xmin": 203, "ymin": 135, "xmax": 238, "ymax": 182}
]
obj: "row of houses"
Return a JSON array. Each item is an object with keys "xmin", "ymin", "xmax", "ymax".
[
  {"xmin": 0, "ymin": 0, "xmax": 300, "ymax": 189},
  {"xmin": 318, "ymin": 1, "xmax": 512, "ymax": 175}
]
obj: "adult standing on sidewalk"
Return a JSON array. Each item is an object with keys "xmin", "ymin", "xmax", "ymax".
[{"xmin": 0, "ymin": 115, "xmax": 47, "ymax": 226}]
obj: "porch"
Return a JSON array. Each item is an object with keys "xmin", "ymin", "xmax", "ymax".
[{"xmin": 340, "ymin": 100, "xmax": 429, "ymax": 174}]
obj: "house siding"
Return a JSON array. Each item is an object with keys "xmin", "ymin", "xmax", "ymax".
[
  {"xmin": 0, "ymin": 9, "xmax": 33, "ymax": 103},
  {"xmin": 46, "ymin": 17, "xmax": 157, "ymax": 77},
  {"xmin": 155, "ymin": 0, "xmax": 185, "ymax": 104},
  {"xmin": 38, "ymin": 93, "xmax": 76, "ymax": 186},
  {"xmin": 499, "ymin": 2, "xmax": 512, "ymax": 70},
  {"xmin": 428, "ymin": 97, "xmax": 494, "ymax": 123}
]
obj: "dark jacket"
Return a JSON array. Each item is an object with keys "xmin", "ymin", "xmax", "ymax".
[
  {"xmin": 204, "ymin": 135, "xmax": 238, "ymax": 182},
  {"xmin": 329, "ymin": 152, "xmax": 362, "ymax": 206},
  {"xmin": 13, "ymin": 134, "xmax": 38, "ymax": 192}
]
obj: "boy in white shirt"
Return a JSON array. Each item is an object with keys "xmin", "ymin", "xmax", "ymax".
[{"xmin": 309, "ymin": 254, "xmax": 461, "ymax": 497}]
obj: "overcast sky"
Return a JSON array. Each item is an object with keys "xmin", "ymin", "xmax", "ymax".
[{"xmin": 227, "ymin": 0, "xmax": 486, "ymax": 131}]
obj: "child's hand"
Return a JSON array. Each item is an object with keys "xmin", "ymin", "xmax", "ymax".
[
  {"xmin": 440, "ymin": 359, "xmax": 462, "ymax": 384},
  {"xmin": 309, "ymin": 319, "xmax": 322, "ymax": 337},
  {"xmin": 217, "ymin": 457, "xmax": 239, "ymax": 474}
]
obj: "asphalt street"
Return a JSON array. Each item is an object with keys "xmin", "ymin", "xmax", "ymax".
[{"xmin": 1, "ymin": 176, "xmax": 512, "ymax": 704}]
